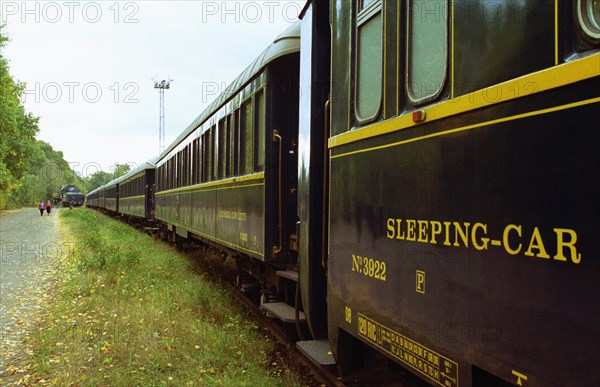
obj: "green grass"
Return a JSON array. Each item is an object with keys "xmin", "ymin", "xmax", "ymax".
[{"xmin": 29, "ymin": 208, "xmax": 304, "ymax": 386}]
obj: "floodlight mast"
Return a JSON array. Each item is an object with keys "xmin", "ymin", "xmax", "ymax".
[{"xmin": 154, "ymin": 79, "xmax": 172, "ymax": 154}]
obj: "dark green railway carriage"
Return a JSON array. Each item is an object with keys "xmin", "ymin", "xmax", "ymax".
[
  {"xmin": 299, "ymin": 1, "xmax": 599, "ymax": 386},
  {"xmin": 98, "ymin": 185, "xmax": 106, "ymax": 209},
  {"xmin": 155, "ymin": 23, "xmax": 300, "ymax": 262},
  {"xmin": 86, "ymin": 187, "xmax": 99, "ymax": 208},
  {"xmin": 119, "ymin": 158, "xmax": 157, "ymax": 221},
  {"xmin": 103, "ymin": 181, "xmax": 119, "ymax": 213}
]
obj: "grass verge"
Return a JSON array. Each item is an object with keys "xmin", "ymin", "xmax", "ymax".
[{"xmin": 29, "ymin": 208, "xmax": 304, "ymax": 386}]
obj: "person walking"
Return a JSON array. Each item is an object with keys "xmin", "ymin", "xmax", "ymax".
[
  {"xmin": 46, "ymin": 200, "xmax": 52, "ymax": 216},
  {"xmin": 38, "ymin": 201, "xmax": 45, "ymax": 216}
]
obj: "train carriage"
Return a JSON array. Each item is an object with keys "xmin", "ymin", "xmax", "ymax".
[
  {"xmin": 296, "ymin": 1, "xmax": 600, "ymax": 386},
  {"xmin": 104, "ymin": 180, "xmax": 119, "ymax": 214},
  {"xmin": 93, "ymin": 177, "xmax": 121, "ymax": 214},
  {"xmin": 155, "ymin": 23, "xmax": 300, "ymax": 264},
  {"xmin": 83, "ymin": 2, "xmax": 599, "ymax": 385},
  {"xmin": 86, "ymin": 187, "xmax": 100, "ymax": 208},
  {"xmin": 98, "ymin": 184, "xmax": 106, "ymax": 210},
  {"xmin": 119, "ymin": 158, "xmax": 157, "ymax": 222}
]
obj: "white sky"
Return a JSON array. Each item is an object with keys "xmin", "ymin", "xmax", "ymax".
[{"xmin": 1, "ymin": 0, "xmax": 304, "ymax": 177}]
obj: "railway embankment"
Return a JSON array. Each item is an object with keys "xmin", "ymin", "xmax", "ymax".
[{"xmin": 1, "ymin": 208, "xmax": 307, "ymax": 386}]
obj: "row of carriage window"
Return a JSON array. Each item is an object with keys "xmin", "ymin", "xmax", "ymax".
[
  {"xmin": 156, "ymin": 0, "xmax": 599, "ymax": 191},
  {"xmin": 355, "ymin": 0, "xmax": 447, "ymax": 122},
  {"xmin": 355, "ymin": 0, "xmax": 599, "ymax": 122},
  {"xmin": 121, "ymin": 175, "xmax": 145, "ymax": 198},
  {"xmin": 157, "ymin": 90, "xmax": 266, "ymax": 191}
]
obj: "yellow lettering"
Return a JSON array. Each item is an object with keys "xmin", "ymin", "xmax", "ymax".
[
  {"xmin": 407, "ymin": 220, "xmax": 416, "ymax": 241},
  {"xmin": 417, "ymin": 220, "xmax": 428, "ymax": 243},
  {"xmin": 443, "ymin": 222, "xmax": 452, "ymax": 246},
  {"xmin": 525, "ymin": 227, "xmax": 550, "ymax": 259},
  {"xmin": 416, "ymin": 270, "xmax": 425, "ymax": 294},
  {"xmin": 396, "ymin": 219, "xmax": 405, "ymax": 240},
  {"xmin": 453, "ymin": 222, "xmax": 470, "ymax": 247},
  {"xmin": 472, "ymin": 222, "xmax": 489, "ymax": 251},
  {"xmin": 352, "ymin": 254, "xmax": 361, "ymax": 272},
  {"xmin": 554, "ymin": 228, "xmax": 581, "ymax": 264},
  {"xmin": 387, "ymin": 218, "xmax": 395, "ymax": 239},
  {"xmin": 512, "ymin": 370, "xmax": 528, "ymax": 386},
  {"xmin": 503, "ymin": 224, "xmax": 522, "ymax": 255},
  {"xmin": 430, "ymin": 221, "xmax": 442, "ymax": 244},
  {"xmin": 385, "ymin": 218, "xmax": 582, "ymax": 266}
]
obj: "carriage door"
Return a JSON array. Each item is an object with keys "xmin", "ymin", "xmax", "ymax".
[{"xmin": 297, "ymin": 0, "xmax": 331, "ymax": 341}]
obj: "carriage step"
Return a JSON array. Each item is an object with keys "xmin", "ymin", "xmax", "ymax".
[
  {"xmin": 260, "ymin": 302, "xmax": 305, "ymax": 323},
  {"xmin": 276, "ymin": 270, "xmax": 298, "ymax": 282},
  {"xmin": 296, "ymin": 340, "xmax": 335, "ymax": 366}
]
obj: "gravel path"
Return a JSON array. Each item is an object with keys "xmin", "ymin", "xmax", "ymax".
[{"xmin": 0, "ymin": 208, "xmax": 65, "ymax": 384}]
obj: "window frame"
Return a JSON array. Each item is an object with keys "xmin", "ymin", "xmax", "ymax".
[
  {"xmin": 241, "ymin": 99, "xmax": 254, "ymax": 175},
  {"xmin": 255, "ymin": 89, "xmax": 266, "ymax": 171},
  {"xmin": 218, "ymin": 118, "xmax": 227, "ymax": 179},
  {"xmin": 405, "ymin": 0, "xmax": 449, "ymax": 106},
  {"xmin": 353, "ymin": 0, "xmax": 384, "ymax": 124},
  {"xmin": 577, "ymin": 0, "xmax": 600, "ymax": 41},
  {"xmin": 233, "ymin": 108, "xmax": 241, "ymax": 176}
]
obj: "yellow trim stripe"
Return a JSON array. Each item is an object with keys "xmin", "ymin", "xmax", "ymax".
[
  {"xmin": 329, "ymin": 53, "xmax": 600, "ymax": 149},
  {"xmin": 177, "ymin": 226, "xmax": 264, "ymax": 258},
  {"xmin": 331, "ymin": 97, "xmax": 599, "ymax": 160},
  {"xmin": 156, "ymin": 172, "xmax": 264, "ymax": 196}
]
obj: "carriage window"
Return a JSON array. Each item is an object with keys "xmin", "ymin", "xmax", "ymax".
[
  {"xmin": 218, "ymin": 119, "xmax": 226, "ymax": 179},
  {"xmin": 407, "ymin": 0, "xmax": 448, "ymax": 104},
  {"xmin": 202, "ymin": 132, "xmax": 209, "ymax": 183},
  {"xmin": 226, "ymin": 115, "xmax": 234, "ymax": 177},
  {"xmin": 191, "ymin": 139, "xmax": 197, "ymax": 185},
  {"xmin": 180, "ymin": 151, "xmax": 185, "ymax": 187},
  {"xmin": 181, "ymin": 149, "xmax": 185, "ymax": 187},
  {"xmin": 172, "ymin": 158, "xmax": 176, "ymax": 189},
  {"xmin": 577, "ymin": 0, "xmax": 600, "ymax": 40},
  {"xmin": 185, "ymin": 144, "xmax": 191, "ymax": 186},
  {"xmin": 211, "ymin": 126, "xmax": 218, "ymax": 181},
  {"xmin": 232, "ymin": 110, "xmax": 240, "ymax": 176},
  {"xmin": 256, "ymin": 91, "xmax": 266, "ymax": 171},
  {"xmin": 178, "ymin": 151, "xmax": 183, "ymax": 188},
  {"xmin": 355, "ymin": 0, "xmax": 383, "ymax": 122},
  {"xmin": 179, "ymin": 150, "xmax": 184, "ymax": 187},
  {"xmin": 198, "ymin": 137, "xmax": 203, "ymax": 183},
  {"xmin": 166, "ymin": 160, "xmax": 171, "ymax": 189},
  {"xmin": 209, "ymin": 127, "xmax": 216, "ymax": 181},
  {"xmin": 242, "ymin": 101, "xmax": 254, "ymax": 174},
  {"xmin": 159, "ymin": 165, "xmax": 162, "ymax": 191}
]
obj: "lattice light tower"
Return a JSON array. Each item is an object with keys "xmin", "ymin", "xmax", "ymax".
[{"xmin": 154, "ymin": 79, "xmax": 172, "ymax": 154}]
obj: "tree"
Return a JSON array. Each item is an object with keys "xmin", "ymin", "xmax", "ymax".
[
  {"xmin": 0, "ymin": 24, "xmax": 40, "ymax": 208},
  {"xmin": 7, "ymin": 140, "xmax": 86, "ymax": 207},
  {"xmin": 111, "ymin": 163, "xmax": 132, "ymax": 179},
  {"xmin": 86, "ymin": 171, "xmax": 113, "ymax": 191}
]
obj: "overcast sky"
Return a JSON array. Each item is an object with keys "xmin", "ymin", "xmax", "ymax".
[{"xmin": 1, "ymin": 0, "xmax": 304, "ymax": 177}]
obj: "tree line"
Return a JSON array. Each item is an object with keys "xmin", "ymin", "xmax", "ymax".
[{"xmin": 0, "ymin": 25, "xmax": 130, "ymax": 209}]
